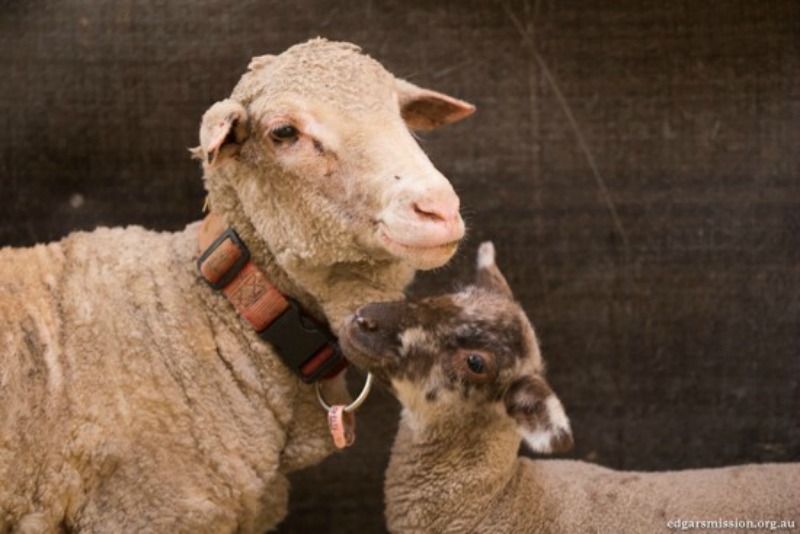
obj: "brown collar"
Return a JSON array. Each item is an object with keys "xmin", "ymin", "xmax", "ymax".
[{"xmin": 196, "ymin": 213, "xmax": 347, "ymax": 383}]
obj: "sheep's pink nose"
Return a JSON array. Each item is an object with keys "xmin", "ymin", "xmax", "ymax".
[
  {"xmin": 412, "ymin": 197, "xmax": 460, "ymax": 226},
  {"xmin": 380, "ymin": 185, "xmax": 465, "ymax": 254}
]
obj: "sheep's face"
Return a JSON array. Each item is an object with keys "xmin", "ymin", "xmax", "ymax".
[
  {"xmin": 341, "ymin": 243, "xmax": 573, "ymax": 454},
  {"xmin": 196, "ymin": 39, "xmax": 475, "ymax": 271}
]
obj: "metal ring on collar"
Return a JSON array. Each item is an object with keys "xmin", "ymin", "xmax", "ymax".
[{"xmin": 315, "ymin": 372, "xmax": 373, "ymax": 413}]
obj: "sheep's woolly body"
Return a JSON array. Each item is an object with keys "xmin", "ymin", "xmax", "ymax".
[
  {"xmin": 0, "ymin": 225, "xmax": 334, "ymax": 531},
  {"xmin": 386, "ymin": 411, "xmax": 800, "ymax": 533},
  {"xmin": 1, "ymin": 38, "xmax": 474, "ymax": 532}
]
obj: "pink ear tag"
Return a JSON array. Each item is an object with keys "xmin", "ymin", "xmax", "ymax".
[
  {"xmin": 327, "ymin": 405, "xmax": 356, "ymax": 449},
  {"xmin": 317, "ymin": 373, "xmax": 372, "ymax": 449}
]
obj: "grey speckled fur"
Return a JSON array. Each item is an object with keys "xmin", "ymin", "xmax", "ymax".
[{"xmin": 341, "ymin": 243, "xmax": 800, "ymax": 533}]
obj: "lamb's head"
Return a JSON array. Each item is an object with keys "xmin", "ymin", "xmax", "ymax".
[
  {"xmin": 341, "ymin": 242, "xmax": 573, "ymax": 454},
  {"xmin": 194, "ymin": 38, "xmax": 474, "ymax": 271}
]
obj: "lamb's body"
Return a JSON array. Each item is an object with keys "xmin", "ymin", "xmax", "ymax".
[
  {"xmin": 387, "ymin": 416, "xmax": 800, "ymax": 533},
  {"xmin": 0, "ymin": 39, "xmax": 475, "ymax": 532},
  {"xmin": 341, "ymin": 242, "xmax": 800, "ymax": 534}
]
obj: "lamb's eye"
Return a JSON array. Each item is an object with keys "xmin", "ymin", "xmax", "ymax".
[
  {"xmin": 466, "ymin": 353, "xmax": 486, "ymax": 374},
  {"xmin": 270, "ymin": 124, "xmax": 298, "ymax": 142}
]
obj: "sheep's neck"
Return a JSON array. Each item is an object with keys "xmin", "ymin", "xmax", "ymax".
[
  {"xmin": 385, "ymin": 409, "xmax": 523, "ymax": 532},
  {"xmin": 211, "ymin": 210, "xmax": 323, "ymax": 318},
  {"xmin": 206, "ymin": 166, "xmax": 414, "ymax": 334},
  {"xmin": 227, "ymin": 213, "xmax": 409, "ymax": 329}
]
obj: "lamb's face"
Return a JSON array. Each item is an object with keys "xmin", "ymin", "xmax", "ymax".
[
  {"xmin": 196, "ymin": 39, "xmax": 475, "ymax": 270},
  {"xmin": 342, "ymin": 287, "xmax": 538, "ymax": 403},
  {"xmin": 341, "ymin": 242, "xmax": 574, "ymax": 453}
]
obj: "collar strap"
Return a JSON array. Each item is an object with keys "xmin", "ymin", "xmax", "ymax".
[{"xmin": 197, "ymin": 213, "xmax": 347, "ymax": 383}]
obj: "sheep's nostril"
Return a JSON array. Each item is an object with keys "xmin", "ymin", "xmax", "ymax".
[
  {"xmin": 355, "ymin": 314, "xmax": 378, "ymax": 331},
  {"xmin": 413, "ymin": 202, "xmax": 447, "ymax": 223}
]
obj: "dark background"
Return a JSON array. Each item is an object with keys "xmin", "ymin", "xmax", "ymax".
[{"xmin": 1, "ymin": 1, "xmax": 798, "ymax": 532}]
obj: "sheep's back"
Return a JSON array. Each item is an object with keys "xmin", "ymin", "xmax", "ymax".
[{"xmin": 0, "ymin": 225, "xmax": 300, "ymax": 531}]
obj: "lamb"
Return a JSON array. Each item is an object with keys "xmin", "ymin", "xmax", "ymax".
[
  {"xmin": 340, "ymin": 242, "xmax": 800, "ymax": 533},
  {"xmin": 0, "ymin": 38, "xmax": 475, "ymax": 533}
]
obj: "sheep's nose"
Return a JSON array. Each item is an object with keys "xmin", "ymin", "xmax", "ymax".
[
  {"xmin": 412, "ymin": 197, "xmax": 460, "ymax": 226},
  {"xmin": 355, "ymin": 313, "xmax": 378, "ymax": 332}
]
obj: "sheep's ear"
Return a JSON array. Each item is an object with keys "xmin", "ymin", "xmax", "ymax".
[
  {"xmin": 475, "ymin": 242, "xmax": 514, "ymax": 299},
  {"xmin": 396, "ymin": 78, "xmax": 475, "ymax": 131},
  {"xmin": 504, "ymin": 375, "xmax": 573, "ymax": 454},
  {"xmin": 192, "ymin": 99, "xmax": 249, "ymax": 166}
]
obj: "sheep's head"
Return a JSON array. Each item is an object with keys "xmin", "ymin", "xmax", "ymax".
[
  {"xmin": 194, "ymin": 39, "xmax": 474, "ymax": 271},
  {"xmin": 341, "ymin": 242, "xmax": 573, "ymax": 454}
]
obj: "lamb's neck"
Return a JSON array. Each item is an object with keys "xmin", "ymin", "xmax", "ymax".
[{"xmin": 385, "ymin": 408, "xmax": 522, "ymax": 533}]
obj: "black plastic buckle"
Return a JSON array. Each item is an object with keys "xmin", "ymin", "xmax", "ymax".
[
  {"xmin": 197, "ymin": 228, "xmax": 251, "ymax": 290},
  {"xmin": 258, "ymin": 299, "xmax": 344, "ymax": 384}
]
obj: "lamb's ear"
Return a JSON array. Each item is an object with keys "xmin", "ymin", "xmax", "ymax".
[
  {"xmin": 504, "ymin": 375, "xmax": 573, "ymax": 454},
  {"xmin": 191, "ymin": 99, "xmax": 249, "ymax": 166},
  {"xmin": 475, "ymin": 241, "xmax": 514, "ymax": 299},
  {"xmin": 247, "ymin": 54, "xmax": 277, "ymax": 71},
  {"xmin": 396, "ymin": 78, "xmax": 475, "ymax": 131}
]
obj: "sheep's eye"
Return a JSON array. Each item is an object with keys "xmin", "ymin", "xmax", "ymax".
[
  {"xmin": 270, "ymin": 124, "xmax": 298, "ymax": 142},
  {"xmin": 466, "ymin": 353, "xmax": 486, "ymax": 374}
]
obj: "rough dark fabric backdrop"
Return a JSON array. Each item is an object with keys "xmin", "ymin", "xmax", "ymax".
[{"xmin": 1, "ymin": 1, "xmax": 798, "ymax": 532}]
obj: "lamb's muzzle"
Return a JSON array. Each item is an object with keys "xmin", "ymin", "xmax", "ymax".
[
  {"xmin": 340, "ymin": 300, "xmax": 411, "ymax": 383},
  {"xmin": 353, "ymin": 312, "xmax": 378, "ymax": 332}
]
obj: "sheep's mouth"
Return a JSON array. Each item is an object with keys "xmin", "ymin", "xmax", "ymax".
[{"xmin": 378, "ymin": 229, "xmax": 460, "ymax": 269}]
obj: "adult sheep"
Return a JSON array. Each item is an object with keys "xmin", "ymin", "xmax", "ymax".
[{"xmin": 0, "ymin": 38, "xmax": 474, "ymax": 533}]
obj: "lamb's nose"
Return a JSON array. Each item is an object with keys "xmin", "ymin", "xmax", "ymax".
[{"xmin": 355, "ymin": 313, "xmax": 378, "ymax": 332}]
